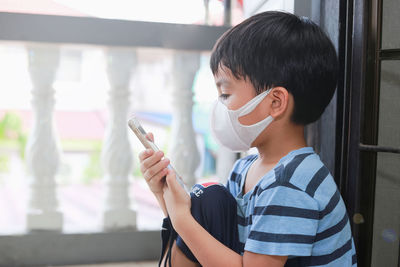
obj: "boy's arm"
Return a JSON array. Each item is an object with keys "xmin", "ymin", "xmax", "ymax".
[
  {"xmin": 163, "ymin": 169, "xmax": 287, "ymax": 267},
  {"xmin": 138, "ymin": 131, "xmax": 170, "ymax": 217},
  {"xmin": 154, "ymin": 192, "xmax": 168, "ymax": 217}
]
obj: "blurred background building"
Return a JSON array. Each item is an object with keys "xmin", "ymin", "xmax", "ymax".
[{"xmin": 0, "ymin": 0, "xmax": 398, "ymax": 266}]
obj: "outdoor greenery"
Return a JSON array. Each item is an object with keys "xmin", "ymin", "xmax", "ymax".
[
  {"xmin": 0, "ymin": 112, "xmax": 27, "ymax": 173},
  {"xmin": 0, "ymin": 112, "xmax": 27, "ymax": 157},
  {"xmin": 0, "ymin": 111, "xmax": 105, "ymax": 184},
  {"xmin": 81, "ymin": 142, "xmax": 102, "ymax": 184}
]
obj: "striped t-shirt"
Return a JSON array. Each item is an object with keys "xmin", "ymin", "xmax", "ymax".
[{"xmin": 226, "ymin": 147, "xmax": 357, "ymax": 266}]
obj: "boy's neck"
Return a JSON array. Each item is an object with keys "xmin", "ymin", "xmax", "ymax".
[{"xmin": 256, "ymin": 123, "xmax": 307, "ymax": 165}]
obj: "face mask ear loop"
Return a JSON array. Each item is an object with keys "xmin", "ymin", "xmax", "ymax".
[
  {"xmin": 239, "ymin": 114, "xmax": 274, "ymax": 128},
  {"xmin": 238, "ymin": 88, "xmax": 272, "ymax": 117}
]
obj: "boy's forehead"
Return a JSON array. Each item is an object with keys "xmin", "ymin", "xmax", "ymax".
[
  {"xmin": 214, "ymin": 75, "xmax": 234, "ymax": 87},
  {"xmin": 215, "ymin": 64, "xmax": 233, "ymax": 76},
  {"xmin": 214, "ymin": 66, "xmax": 235, "ymax": 83}
]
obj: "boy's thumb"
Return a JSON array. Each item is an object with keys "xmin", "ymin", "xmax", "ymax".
[{"xmin": 165, "ymin": 169, "xmax": 178, "ymax": 193}]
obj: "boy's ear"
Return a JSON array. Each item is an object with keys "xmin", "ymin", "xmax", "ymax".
[{"xmin": 269, "ymin": 87, "xmax": 289, "ymax": 119}]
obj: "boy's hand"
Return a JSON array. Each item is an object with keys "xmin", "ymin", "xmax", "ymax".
[
  {"xmin": 163, "ymin": 168, "xmax": 191, "ymax": 230},
  {"xmin": 138, "ymin": 133, "xmax": 170, "ymax": 194}
]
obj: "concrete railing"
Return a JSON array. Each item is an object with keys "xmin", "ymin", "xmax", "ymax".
[{"xmin": 22, "ymin": 43, "xmax": 238, "ymax": 233}]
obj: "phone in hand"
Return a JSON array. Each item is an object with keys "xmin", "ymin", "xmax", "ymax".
[{"xmin": 128, "ymin": 116, "xmax": 188, "ymax": 192}]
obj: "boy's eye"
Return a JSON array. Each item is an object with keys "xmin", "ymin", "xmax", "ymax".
[{"xmin": 219, "ymin": 94, "xmax": 230, "ymax": 100}]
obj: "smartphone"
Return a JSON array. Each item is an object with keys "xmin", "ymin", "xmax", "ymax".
[{"xmin": 128, "ymin": 116, "xmax": 188, "ymax": 192}]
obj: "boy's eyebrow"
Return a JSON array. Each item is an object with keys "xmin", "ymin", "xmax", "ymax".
[{"xmin": 215, "ymin": 78, "xmax": 230, "ymax": 87}]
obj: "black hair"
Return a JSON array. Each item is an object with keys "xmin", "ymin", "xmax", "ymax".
[{"xmin": 210, "ymin": 11, "xmax": 338, "ymax": 125}]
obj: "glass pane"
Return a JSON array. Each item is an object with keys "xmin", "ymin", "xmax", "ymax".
[
  {"xmin": 382, "ymin": 0, "xmax": 400, "ymax": 49},
  {"xmin": 371, "ymin": 60, "xmax": 400, "ymax": 266},
  {"xmin": 377, "ymin": 61, "xmax": 400, "ymax": 147},
  {"xmin": 371, "ymin": 152, "xmax": 400, "ymax": 267},
  {"xmin": 0, "ymin": 0, "xmax": 245, "ymax": 26}
]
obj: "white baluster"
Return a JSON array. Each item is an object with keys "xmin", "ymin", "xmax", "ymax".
[
  {"xmin": 216, "ymin": 147, "xmax": 238, "ymax": 184},
  {"xmin": 169, "ymin": 52, "xmax": 201, "ymax": 188},
  {"xmin": 102, "ymin": 48, "xmax": 136, "ymax": 230},
  {"xmin": 25, "ymin": 45, "xmax": 63, "ymax": 231}
]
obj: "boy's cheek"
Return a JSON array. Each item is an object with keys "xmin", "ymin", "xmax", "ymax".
[{"xmin": 238, "ymin": 107, "xmax": 268, "ymax": 125}]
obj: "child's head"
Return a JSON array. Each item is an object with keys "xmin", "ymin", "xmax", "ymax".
[{"xmin": 210, "ymin": 11, "xmax": 338, "ymax": 125}]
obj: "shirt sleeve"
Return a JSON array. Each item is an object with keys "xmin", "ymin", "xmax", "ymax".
[{"xmin": 244, "ymin": 185, "xmax": 319, "ymax": 256}]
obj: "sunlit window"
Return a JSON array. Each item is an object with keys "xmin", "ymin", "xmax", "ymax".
[{"xmin": 0, "ymin": 0, "xmax": 245, "ymax": 25}]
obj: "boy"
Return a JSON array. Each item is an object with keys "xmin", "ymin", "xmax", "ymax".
[{"xmin": 139, "ymin": 11, "xmax": 357, "ymax": 267}]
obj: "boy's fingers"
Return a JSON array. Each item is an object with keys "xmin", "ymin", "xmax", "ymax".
[
  {"xmin": 141, "ymin": 151, "xmax": 165, "ymax": 170},
  {"xmin": 146, "ymin": 132, "xmax": 154, "ymax": 142},
  {"xmin": 143, "ymin": 158, "xmax": 170, "ymax": 180},
  {"xmin": 138, "ymin": 149, "xmax": 154, "ymax": 161},
  {"xmin": 148, "ymin": 167, "xmax": 168, "ymax": 184}
]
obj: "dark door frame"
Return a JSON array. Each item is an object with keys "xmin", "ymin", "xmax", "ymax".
[
  {"xmin": 335, "ymin": 0, "xmax": 375, "ymax": 266},
  {"xmin": 336, "ymin": 0, "xmax": 400, "ymax": 266}
]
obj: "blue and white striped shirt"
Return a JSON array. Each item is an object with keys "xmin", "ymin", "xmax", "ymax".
[{"xmin": 226, "ymin": 147, "xmax": 357, "ymax": 266}]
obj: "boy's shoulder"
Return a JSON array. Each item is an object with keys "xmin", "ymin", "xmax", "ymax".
[
  {"xmin": 229, "ymin": 147, "xmax": 338, "ymax": 199},
  {"xmin": 255, "ymin": 148, "xmax": 339, "ymax": 208},
  {"xmin": 273, "ymin": 149, "xmax": 333, "ymax": 191}
]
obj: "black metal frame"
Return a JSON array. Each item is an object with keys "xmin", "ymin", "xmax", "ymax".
[
  {"xmin": 380, "ymin": 49, "xmax": 400, "ymax": 60},
  {"xmin": 359, "ymin": 144, "xmax": 400, "ymax": 154},
  {"xmin": 336, "ymin": 0, "xmax": 400, "ymax": 266}
]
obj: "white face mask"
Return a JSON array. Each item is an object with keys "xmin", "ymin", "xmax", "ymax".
[{"xmin": 210, "ymin": 89, "xmax": 273, "ymax": 152}]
